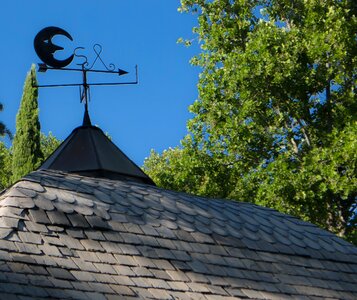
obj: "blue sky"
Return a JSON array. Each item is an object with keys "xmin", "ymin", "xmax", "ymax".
[{"xmin": 0, "ymin": 1, "xmax": 200, "ymax": 165}]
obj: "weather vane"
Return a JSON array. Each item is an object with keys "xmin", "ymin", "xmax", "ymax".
[{"xmin": 33, "ymin": 26, "xmax": 138, "ymax": 125}]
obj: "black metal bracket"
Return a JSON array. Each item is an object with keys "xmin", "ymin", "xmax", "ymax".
[{"xmin": 34, "ymin": 64, "xmax": 139, "ymax": 88}]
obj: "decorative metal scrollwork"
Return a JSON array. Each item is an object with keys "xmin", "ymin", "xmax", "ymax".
[{"xmin": 73, "ymin": 44, "xmax": 127, "ymax": 76}]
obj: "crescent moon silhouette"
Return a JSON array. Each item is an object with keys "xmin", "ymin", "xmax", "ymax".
[{"xmin": 34, "ymin": 26, "xmax": 74, "ymax": 68}]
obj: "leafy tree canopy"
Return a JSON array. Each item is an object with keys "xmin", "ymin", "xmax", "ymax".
[
  {"xmin": 40, "ymin": 132, "xmax": 61, "ymax": 160},
  {"xmin": 144, "ymin": 0, "xmax": 357, "ymax": 243}
]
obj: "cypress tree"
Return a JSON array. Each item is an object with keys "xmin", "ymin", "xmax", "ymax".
[{"xmin": 11, "ymin": 65, "xmax": 43, "ymax": 182}]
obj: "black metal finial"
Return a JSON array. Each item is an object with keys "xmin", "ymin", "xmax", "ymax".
[
  {"xmin": 33, "ymin": 26, "xmax": 138, "ymax": 124},
  {"xmin": 82, "ymin": 105, "xmax": 92, "ymax": 126}
]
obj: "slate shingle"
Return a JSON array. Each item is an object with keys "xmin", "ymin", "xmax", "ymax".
[
  {"xmin": 23, "ymin": 220, "xmax": 48, "ymax": 234},
  {"xmin": 109, "ymin": 284, "xmax": 136, "ymax": 296},
  {"xmin": 46, "ymin": 211, "xmax": 71, "ymax": 226},
  {"xmin": 0, "ymin": 217, "xmax": 20, "ymax": 229},
  {"xmin": 0, "ymin": 228, "xmax": 13, "ymax": 239},
  {"xmin": 71, "ymin": 258, "xmax": 97, "ymax": 272},
  {"xmin": 18, "ymin": 232, "xmax": 42, "ymax": 245},
  {"xmin": 71, "ymin": 270, "xmax": 96, "ymax": 282},
  {"xmin": 113, "ymin": 265, "xmax": 135, "ymax": 276},
  {"xmin": 85, "ymin": 215, "xmax": 110, "ymax": 229},
  {"xmin": 38, "ymin": 244, "xmax": 63, "ymax": 257},
  {"xmin": 47, "ymin": 267, "xmax": 75, "ymax": 280},
  {"xmin": 67, "ymin": 213, "xmax": 90, "ymax": 228}
]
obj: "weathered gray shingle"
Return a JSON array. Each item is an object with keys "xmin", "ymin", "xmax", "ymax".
[{"xmin": 0, "ymin": 169, "xmax": 355, "ymax": 299}]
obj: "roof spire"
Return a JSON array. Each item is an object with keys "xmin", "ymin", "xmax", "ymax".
[{"xmin": 82, "ymin": 104, "xmax": 92, "ymax": 126}]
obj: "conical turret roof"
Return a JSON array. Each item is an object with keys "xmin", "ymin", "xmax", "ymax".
[{"xmin": 39, "ymin": 124, "xmax": 154, "ymax": 185}]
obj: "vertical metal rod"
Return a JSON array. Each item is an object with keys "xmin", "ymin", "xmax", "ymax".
[
  {"xmin": 83, "ymin": 67, "xmax": 89, "ymax": 113},
  {"xmin": 135, "ymin": 65, "xmax": 138, "ymax": 83},
  {"xmin": 81, "ymin": 66, "xmax": 92, "ymax": 126}
]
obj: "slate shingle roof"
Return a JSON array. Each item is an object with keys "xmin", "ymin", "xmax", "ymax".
[{"xmin": 0, "ymin": 169, "xmax": 356, "ymax": 299}]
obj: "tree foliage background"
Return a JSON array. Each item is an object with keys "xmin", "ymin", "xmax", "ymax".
[
  {"xmin": 0, "ymin": 102, "xmax": 13, "ymax": 189},
  {"xmin": 0, "ymin": 66, "xmax": 61, "ymax": 189},
  {"xmin": 144, "ymin": 0, "xmax": 357, "ymax": 243}
]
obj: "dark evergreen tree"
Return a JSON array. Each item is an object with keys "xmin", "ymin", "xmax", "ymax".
[{"xmin": 11, "ymin": 65, "xmax": 43, "ymax": 182}]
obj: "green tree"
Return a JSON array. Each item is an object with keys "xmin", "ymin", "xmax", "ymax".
[
  {"xmin": 40, "ymin": 132, "xmax": 61, "ymax": 159},
  {"xmin": 0, "ymin": 132, "xmax": 61, "ymax": 188},
  {"xmin": 144, "ymin": 0, "xmax": 356, "ymax": 242},
  {"xmin": 0, "ymin": 101, "xmax": 12, "ymax": 189},
  {"xmin": 0, "ymin": 103, "xmax": 12, "ymax": 139},
  {"xmin": 0, "ymin": 142, "xmax": 12, "ymax": 189},
  {"xmin": 11, "ymin": 65, "xmax": 43, "ymax": 182}
]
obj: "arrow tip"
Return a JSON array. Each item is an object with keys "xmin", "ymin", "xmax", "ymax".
[{"xmin": 118, "ymin": 69, "xmax": 129, "ymax": 76}]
